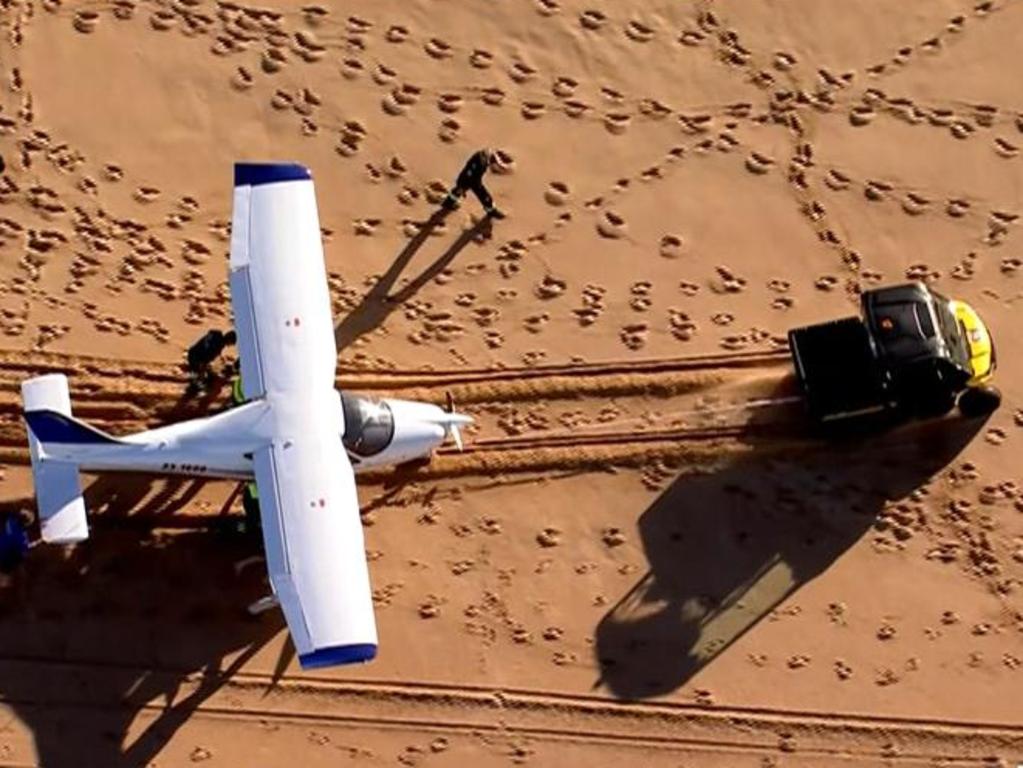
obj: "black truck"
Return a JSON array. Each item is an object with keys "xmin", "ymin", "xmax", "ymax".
[{"xmin": 788, "ymin": 282, "xmax": 1000, "ymax": 426}]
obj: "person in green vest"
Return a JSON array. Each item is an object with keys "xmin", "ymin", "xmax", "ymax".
[
  {"xmin": 241, "ymin": 481, "xmax": 260, "ymax": 535},
  {"xmin": 230, "ymin": 373, "xmax": 246, "ymax": 408}
]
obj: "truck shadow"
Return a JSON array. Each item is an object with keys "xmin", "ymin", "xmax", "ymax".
[
  {"xmin": 593, "ymin": 414, "xmax": 987, "ymax": 699},
  {"xmin": 0, "ymin": 477, "xmax": 281, "ymax": 768}
]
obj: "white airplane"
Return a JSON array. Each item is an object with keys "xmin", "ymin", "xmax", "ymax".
[{"xmin": 20, "ymin": 163, "xmax": 472, "ymax": 669}]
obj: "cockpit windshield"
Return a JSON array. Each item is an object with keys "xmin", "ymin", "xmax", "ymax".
[
  {"xmin": 929, "ymin": 291, "xmax": 971, "ymax": 372},
  {"xmin": 340, "ymin": 393, "xmax": 395, "ymax": 457}
]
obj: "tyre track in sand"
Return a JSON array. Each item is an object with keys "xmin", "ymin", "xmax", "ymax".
[
  {"xmin": 0, "ymin": 348, "xmax": 800, "ymax": 478},
  {"xmin": 2, "ymin": 657, "xmax": 1020, "ymax": 763}
]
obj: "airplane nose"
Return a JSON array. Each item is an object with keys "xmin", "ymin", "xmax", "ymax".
[{"xmin": 384, "ymin": 398, "xmax": 447, "ymax": 455}]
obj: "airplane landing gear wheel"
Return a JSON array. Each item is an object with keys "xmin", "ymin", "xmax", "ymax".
[{"xmin": 958, "ymin": 385, "xmax": 1001, "ymax": 418}]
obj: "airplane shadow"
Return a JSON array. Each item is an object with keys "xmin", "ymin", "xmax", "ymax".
[
  {"xmin": 0, "ymin": 475, "xmax": 282, "ymax": 768},
  {"xmin": 334, "ymin": 209, "xmax": 493, "ymax": 351},
  {"xmin": 593, "ymin": 413, "xmax": 987, "ymax": 700}
]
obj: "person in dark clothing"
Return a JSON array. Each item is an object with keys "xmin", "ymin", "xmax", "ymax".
[
  {"xmin": 441, "ymin": 148, "xmax": 505, "ymax": 219},
  {"xmin": 0, "ymin": 510, "xmax": 31, "ymax": 577},
  {"xmin": 0, "ymin": 153, "xmax": 6, "ymax": 176},
  {"xmin": 185, "ymin": 329, "xmax": 236, "ymax": 392}
]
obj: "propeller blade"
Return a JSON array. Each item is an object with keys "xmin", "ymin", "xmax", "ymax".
[
  {"xmin": 451, "ymin": 424, "xmax": 464, "ymax": 452},
  {"xmin": 445, "ymin": 390, "xmax": 455, "ymax": 413}
]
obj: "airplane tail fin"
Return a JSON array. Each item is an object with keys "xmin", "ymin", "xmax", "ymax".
[{"xmin": 21, "ymin": 374, "xmax": 92, "ymax": 543}]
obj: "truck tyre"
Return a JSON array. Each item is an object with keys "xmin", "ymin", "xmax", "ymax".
[{"xmin": 958, "ymin": 385, "xmax": 1002, "ymax": 418}]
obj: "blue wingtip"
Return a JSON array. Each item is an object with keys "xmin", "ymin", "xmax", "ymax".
[
  {"xmin": 234, "ymin": 163, "xmax": 312, "ymax": 187},
  {"xmin": 298, "ymin": 643, "xmax": 377, "ymax": 669}
]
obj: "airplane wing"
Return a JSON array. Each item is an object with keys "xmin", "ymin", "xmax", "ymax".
[
  {"xmin": 229, "ymin": 163, "xmax": 337, "ymax": 400},
  {"xmin": 229, "ymin": 164, "xmax": 377, "ymax": 667},
  {"xmin": 254, "ymin": 430, "xmax": 377, "ymax": 668}
]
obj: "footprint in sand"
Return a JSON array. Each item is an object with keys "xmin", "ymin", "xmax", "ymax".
[
  {"xmin": 619, "ymin": 323, "xmax": 649, "ymax": 350},
  {"xmin": 905, "ymin": 263, "xmax": 941, "ymax": 283},
  {"xmin": 535, "ymin": 0, "xmax": 560, "ymax": 15},
  {"xmin": 72, "ymin": 10, "xmax": 100, "ymax": 33},
  {"xmin": 1001, "ymin": 256, "xmax": 1022, "ymax": 275},
  {"xmin": 745, "ymin": 152, "xmax": 775, "ymax": 175},
  {"xmin": 271, "ymin": 89, "xmax": 293, "ymax": 110},
  {"xmin": 345, "ymin": 15, "xmax": 372, "ymax": 36},
  {"xmin": 340, "ymin": 58, "xmax": 364, "ymax": 80},
  {"xmin": 561, "ymin": 99, "xmax": 591, "ymax": 119},
  {"xmin": 946, "ymin": 198, "xmax": 971, "ymax": 218},
  {"xmin": 301, "ymin": 5, "xmax": 328, "ymax": 26},
  {"xmin": 985, "ymin": 427, "xmax": 1007, "ymax": 445},
  {"xmin": 231, "ymin": 66, "xmax": 254, "ymax": 90},
  {"xmin": 994, "ymin": 138, "xmax": 1019, "ymax": 158},
  {"xmin": 353, "ymin": 218, "xmax": 380, "ymax": 236},
  {"xmin": 772, "ymin": 51, "xmax": 797, "ymax": 71},
  {"xmin": 261, "ymin": 47, "xmax": 289, "ymax": 75},
  {"xmin": 639, "ymin": 166, "xmax": 663, "ymax": 182},
  {"xmin": 509, "ymin": 59, "xmax": 538, "ymax": 84},
  {"xmin": 424, "ymin": 37, "xmax": 453, "ymax": 60},
  {"xmin": 848, "ymin": 105, "xmax": 876, "ymax": 127},
  {"xmin": 815, "ymin": 275, "xmax": 839, "ymax": 291},
  {"xmin": 438, "ymin": 118, "xmax": 461, "ymax": 143},
  {"xmin": 480, "ymin": 86, "xmax": 506, "ymax": 107},
  {"xmin": 678, "ymin": 280, "xmax": 700, "ymax": 297},
  {"xmin": 111, "ymin": 1, "xmax": 135, "ymax": 21},
  {"xmin": 469, "ymin": 48, "xmax": 493, "ymax": 69},
  {"xmin": 669, "ymin": 309, "xmax": 697, "ymax": 341},
  {"xmin": 543, "ymin": 181, "xmax": 571, "ymax": 206},
  {"xmin": 149, "ymin": 9, "xmax": 176, "ymax": 30},
  {"xmin": 537, "ymin": 527, "xmax": 562, "ymax": 547},
  {"xmin": 603, "ymin": 113, "xmax": 632, "ymax": 135},
  {"xmin": 825, "ymin": 169, "xmax": 852, "ymax": 191},
  {"xmin": 659, "ymin": 234, "xmax": 684, "ymax": 259},
  {"xmin": 772, "ymin": 296, "xmax": 794, "ymax": 310},
  {"xmin": 863, "ymin": 180, "xmax": 893, "ymax": 202},
  {"xmin": 383, "ymin": 83, "xmax": 421, "ymax": 115},
  {"xmin": 630, "ymin": 281, "xmax": 653, "ymax": 311},
  {"xmin": 552, "ymin": 76, "xmax": 578, "ymax": 99},
  {"xmin": 678, "ymin": 29, "xmax": 706, "ymax": 46},
  {"xmin": 579, "ymin": 9, "xmax": 607, "ymax": 31},
  {"xmin": 520, "ymin": 101, "xmax": 547, "ymax": 120},
  {"xmin": 524, "ymin": 313, "xmax": 550, "ymax": 334},
  {"xmin": 483, "ymin": 330, "xmax": 504, "ymax": 348},
  {"xmin": 901, "ymin": 192, "xmax": 933, "ymax": 216},
  {"xmin": 385, "ymin": 25, "xmax": 409, "ymax": 44},
  {"xmin": 383, "ymin": 155, "xmax": 407, "ymax": 179},
  {"xmin": 710, "ymin": 266, "xmax": 746, "ymax": 294},
  {"xmin": 625, "ymin": 20, "xmax": 655, "ymax": 42},
  {"xmin": 535, "ymin": 274, "xmax": 567, "ymax": 299},
  {"xmin": 437, "ymin": 93, "xmax": 463, "ymax": 114},
  {"xmin": 133, "ymin": 186, "xmax": 161, "ymax": 204},
  {"xmin": 294, "ymin": 30, "xmax": 327, "ymax": 63},
  {"xmin": 596, "ymin": 211, "xmax": 627, "ymax": 239},
  {"xmin": 372, "ymin": 63, "xmax": 397, "ymax": 86},
  {"xmin": 491, "ymin": 149, "xmax": 515, "ymax": 174}
]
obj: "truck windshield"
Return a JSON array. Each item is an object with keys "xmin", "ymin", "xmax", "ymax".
[
  {"xmin": 930, "ymin": 291, "xmax": 971, "ymax": 372},
  {"xmin": 340, "ymin": 393, "xmax": 395, "ymax": 457}
]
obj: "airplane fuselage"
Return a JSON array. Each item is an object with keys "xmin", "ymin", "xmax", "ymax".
[{"xmin": 39, "ymin": 392, "xmax": 465, "ymax": 480}]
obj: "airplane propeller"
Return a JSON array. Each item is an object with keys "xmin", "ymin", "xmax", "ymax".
[{"xmin": 444, "ymin": 391, "xmax": 468, "ymax": 452}]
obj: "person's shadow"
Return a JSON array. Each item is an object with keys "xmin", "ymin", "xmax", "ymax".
[
  {"xmin": 334, "ymin": 210, "xmax": 493, "ymax": 350},
  {"xmin": 0, "ymin": 476, "xmax": 283, "ymax": 768},
  {"xmin": 594, "ymin": 413, "xmax": 987, "ymax": 699}
]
